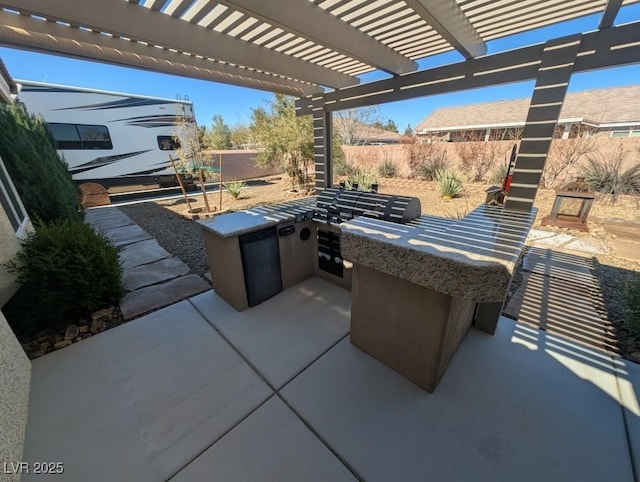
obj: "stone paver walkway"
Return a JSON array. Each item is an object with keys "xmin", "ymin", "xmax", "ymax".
[
  {"xmin": 505, "ymin": 231, "xmax": 619, "ymax": 353},
  {"xmin": 85, "ymin": 207, "xmax": 209, "ymax": 320}
]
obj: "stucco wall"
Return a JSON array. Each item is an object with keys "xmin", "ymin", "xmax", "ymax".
[
  {"xmin": 204, "ymin": 150, "xmax": 283, "ymax": 181},
  {"xmin": 0, "ymin": 206, "xmax": 31, "ymax": 308},
  {"xmin": 0, "ymin": 310, "xmax": 31, "ymax": 482},
  {"xmin": 341, "ymin": 137, "xmax": 640, "ymax": 188}
]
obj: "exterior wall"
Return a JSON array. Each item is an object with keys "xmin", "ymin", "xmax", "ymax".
[
  {"xmin": 0, "ymin": 207, "xmax": 31, "ymax": 307},
  {"xmin": 341, "ymin": 137, "xmax": 640, "ymax": 186},
  {"xmin": 204, "ymin": 149, "xmax": 283, "ymax": 181},
  {"xmin": 0, "ymin": 309, "xmax": 31, "ymax": 482},
  {"xmin": 0, "ymin": 58, "xmax": 32, "ymax": 482}
]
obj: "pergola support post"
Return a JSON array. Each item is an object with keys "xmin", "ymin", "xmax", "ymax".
[
  {"xmin": 312, "ymin": 108, "xmax": 332, "ymax": 190},
  {"xmin": 505, "ymin": 35, "xmax": 583, "ymax": 212}
]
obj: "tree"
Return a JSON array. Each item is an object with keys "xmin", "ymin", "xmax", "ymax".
[
  {"xmin": 0, "ymin": 102, "xmax": 81, "ymax": 223},
  {"xmin": 334, "ymin": 106, "xmax": 382, "ymax": 146},
  {"xmin": 249, "ymin": 94, "xmax": 314, "ymax": 191},
  {"xmin": 197, "ymin": 125, "xmax": 209, "ymax": 149},
  {"xmin": 542, "ymin": 125, "xmax": 599, "ymax": 188},
  {"xmin": 403, "ymin": 124, "xmax": 414, "ymax": 136},
  {"xmin": 207, "ymin": 114, "xmax": 232, "ymax": 150},
  {"xmin": 230, "ymin": 121, "xmax": 261, "ymax": 149},
  {"xmin": 384, "ymin": 119, "xmax": 398, "ymax": 133}
]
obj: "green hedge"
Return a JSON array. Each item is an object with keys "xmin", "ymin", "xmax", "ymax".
[
  {"xmin": 4, "ymin": 220, "xmax": 124, "ymax": 338},
  {"xmin": 0, "ymin": 102, "xmax": 81, "ymax": 223}
]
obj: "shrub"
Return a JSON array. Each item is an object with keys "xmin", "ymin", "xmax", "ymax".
[
  {"xmin": 418, "ymin": 154, "xmax": 449, "ymax": 181},
  {"xmin": 377, "ymin": 159, "xmax": 399, "ymax": 178},
  {"xmin": 4, "ymin": 220, "xmax": 124, "ymax": 338},
  {"xmin": 404, "ymin": 141, "xmax": 448, "ymax": 179},
  {"xmin": 626, "ymin": 274, "xmax": 640, "ymax": 335},
  {"xmin": 334, "ymin": 157, "xmax": 355, "ymax": 177},
  {"xmin": 582, "ymin": 153, "xmax": 640, "ymax": 202},
  {"xmin": 0, "ymin": 102, "xmax": 82, "ymax": 223},
  {"xmin": 224, "ymin": 180, "xmax": 245, "ymax": 199},
  {"xmin": 435, "ymin": 169, "xmax": 464, "ymax": 199},
  {"xmin": 345, "ymin": 168, "xmax": 377, "ymax": 192},
  {"xmin": 489, "ymin": 164, "xmax": 509, "ymax": 185}
]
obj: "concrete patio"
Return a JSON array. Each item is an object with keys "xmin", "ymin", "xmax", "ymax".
[{"xmin": 21, "ymin": 277, "xmax": 640, "ymax": 481}]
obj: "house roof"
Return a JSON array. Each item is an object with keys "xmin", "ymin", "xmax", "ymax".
[
  {"xmin": 416, "ymin": 85, "xmax": 640, "ymax": 132},
  {"xmin": 0, "ymin": 1, "xmax": 637, "ymax": 96}
]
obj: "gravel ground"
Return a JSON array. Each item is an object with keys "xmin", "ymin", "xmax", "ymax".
[{"xmin": 119, "ymin": 202, "xmax": 209, "ymax": 278}]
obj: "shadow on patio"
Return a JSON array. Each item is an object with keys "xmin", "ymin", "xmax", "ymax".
[{"xmin": 20, "ymin": 276, "xmax": 640, "ymax": 482}]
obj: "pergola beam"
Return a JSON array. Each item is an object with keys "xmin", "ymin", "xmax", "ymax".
[
  {"xmin": 599, "ymin": 0, "xmax": 623, "ymax": 28},
  {"xmin": 217, "ymin": 0, "xmax": 417, "ymax": 75},
  {"xmin": 296, "ymin": 21, "xmax": 640, "ymax": 115},
  {"xmin": 404, "ymin": 0, "xmax": 486, "ymax": 59},
  {"xmin": 0, "ymin": 0, "xmax": 359, "ymax": 89},
  {"xmin": 0, "ymin": 13, "xmax": 321, "ymax": 96}
]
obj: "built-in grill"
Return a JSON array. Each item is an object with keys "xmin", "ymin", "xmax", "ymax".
[
  {"xmin": 313, "ymin": 187, "xmax": 422, "ymax": 279},
  {"xmin": 313, "ymin": 187, "xmax": 421, "ymax": 225}
]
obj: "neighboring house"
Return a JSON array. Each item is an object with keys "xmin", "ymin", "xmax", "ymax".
[
  {"xmin": 334, "ymin": 117, "xmax": 408, "ymax": 145},
  {"xmin": 416, "ymin": 85, "xmax": 640, "ymax": 142},
  {"xmin": 0, "ymin": 57, "xmax": 33, "ymax": 482}
]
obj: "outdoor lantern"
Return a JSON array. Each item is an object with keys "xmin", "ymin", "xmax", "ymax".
[{"xmin": 541, "ymin": 177, "xmax": 595, "ymax": 232}]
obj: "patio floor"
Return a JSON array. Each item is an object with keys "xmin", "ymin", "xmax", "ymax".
[{"xmin": 22, "ymin": 277, "xmax": 640, "ymax": 481}]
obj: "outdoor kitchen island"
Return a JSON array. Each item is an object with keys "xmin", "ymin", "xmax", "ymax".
[
  {"xmin": 341, "ymin": 204, "xmax": 536, "ymax": 392},
  {"xmin": 199, "ymin": 196, "xmax": 535, "ymax": 393}
]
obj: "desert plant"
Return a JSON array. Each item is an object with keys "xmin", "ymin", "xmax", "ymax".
[
  {"xmin": 0, "ymin": 102, "xmax": 82, "ymax": 223},
  {"xmin": 224, "ymin": 180, "xmax": 245, "ymax": 199},
  {"xmin": 625, "ymin": 274, "xmax": 640, "ymax": 335},
  {"xmin": 489, "ymin": 164, "xmax": 509, "ymax": 185},
  {"xmin": 377, "ymin": 159, "xmax": 399, "ymax": 178},
  {"xmin": 403, "ymin": 139, "xmax": 448, "ymax": 179},
  {"xmin": 418, "ymin": 154, "xmax": 449, "ymax": 181},
  {"xmin": 250, "ymin": 95, "xmax": 313, "ymax": 191},
  {"xmin": 453, "ymin": 131, "xmax": 505, "ymax": 182},
  {"xmin": 4, "ymin": 220, "xmax": 124, "ymax": 338},
  {"xmin": 345, "ymin": 168, "xmax": 377, "ymax": 192},
  {"xmin": 542, "ymin": 126, "xmax": 599, "ymax": 188},
  {"xmin": 334, "ymin": 157, "xmax": 355, "ymax": 177},
  {"xmin": 435, "ymin": 169, "xmax": 464, "ymax": 199},
  {"xmin": 582, "ymin": 152, "xmax": 640, "ymax": 202}
]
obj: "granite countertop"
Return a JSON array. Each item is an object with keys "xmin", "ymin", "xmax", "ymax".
[
  {"xmin": 197, "ymin": 197, "xmax": 316, "ymax": 238},
  {"xmin": 340, "ymin": 204, "xmax": 537, "ymax": 302}
]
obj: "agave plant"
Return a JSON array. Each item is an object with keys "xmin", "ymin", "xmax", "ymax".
[
  {"xmin": 345, "ymin": 168, "xmax": 378, "ymax": 192},
  {"xmin": 582, "ymin": 153, "xmax": 640, "ymax": 202},
  {"xmin": 434, "ymin": 169, "xmax": 464, "ymax": 199},
  {"xmin": 224, "ymin": 180, "xmax": 245, "ymax": 200}
]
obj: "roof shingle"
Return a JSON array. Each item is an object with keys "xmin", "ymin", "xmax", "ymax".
[{"xmin": 416, "ymin": 85, "xmax": 640, "ymax": 132}]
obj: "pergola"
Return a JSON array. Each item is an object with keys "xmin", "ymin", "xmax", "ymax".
[{"xmin": 1, "ymin": 0, "xmax": 639, "ymax": 212}]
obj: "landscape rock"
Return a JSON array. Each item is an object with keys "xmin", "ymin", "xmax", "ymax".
[
  {"xmin": 21, "ymin": 340, "xmax": 38, "ymax": 352},
  {"xmin": 31, "ymin": 347, "xmax": 48, "ymax": 358},
  {"xmin": 92, "ymin": 307, "xmax": 115, "ymax": 322},
  {"xmin": 79, "ymin": 325, "xmax": 89, "ymax": 334},
  {"xmin": 64, "ymin": 325, "xmax": 80, "ymax": 340},
  {"xmin": 90, "ymin": 319, "xmax": 106, "ymax": 334},
  {"xmin": 53, "ymin": 340, "xmax": 72, "ymax": 350}
]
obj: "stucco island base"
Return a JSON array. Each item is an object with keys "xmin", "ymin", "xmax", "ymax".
[{"xmin": 350, "ymin": 263, "xmax": 476, "ymax": 393}]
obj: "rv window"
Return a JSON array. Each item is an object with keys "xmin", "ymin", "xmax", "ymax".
[
  {"xmin": 48, "ymin": 123, "xmax": 113, "ymax": 150},
  {"xmin": 157, "ymin": 136, "xmax": 180, "ymax": 150},
  {"xmin": 48, "ymin": 123, "xmax": 83, "ymax": 149},
  {"xmin": 77, "ymin": 124, "xmax": 113, "ymax": 149}
]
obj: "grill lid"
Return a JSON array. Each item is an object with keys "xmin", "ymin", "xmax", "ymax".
[{"xmin": 315, "ymin": 187, "xmax": 421, "ymax": 224}]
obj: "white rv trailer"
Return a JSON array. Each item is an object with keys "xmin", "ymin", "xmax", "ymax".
[{"xmin": 16, "ymin": 80, "xmax": 197, "ymax": 188}]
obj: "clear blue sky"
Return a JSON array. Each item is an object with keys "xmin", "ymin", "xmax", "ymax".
[{"xmin": 2, "ymin": 4, "xmax": 640, "ymax": 132}]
